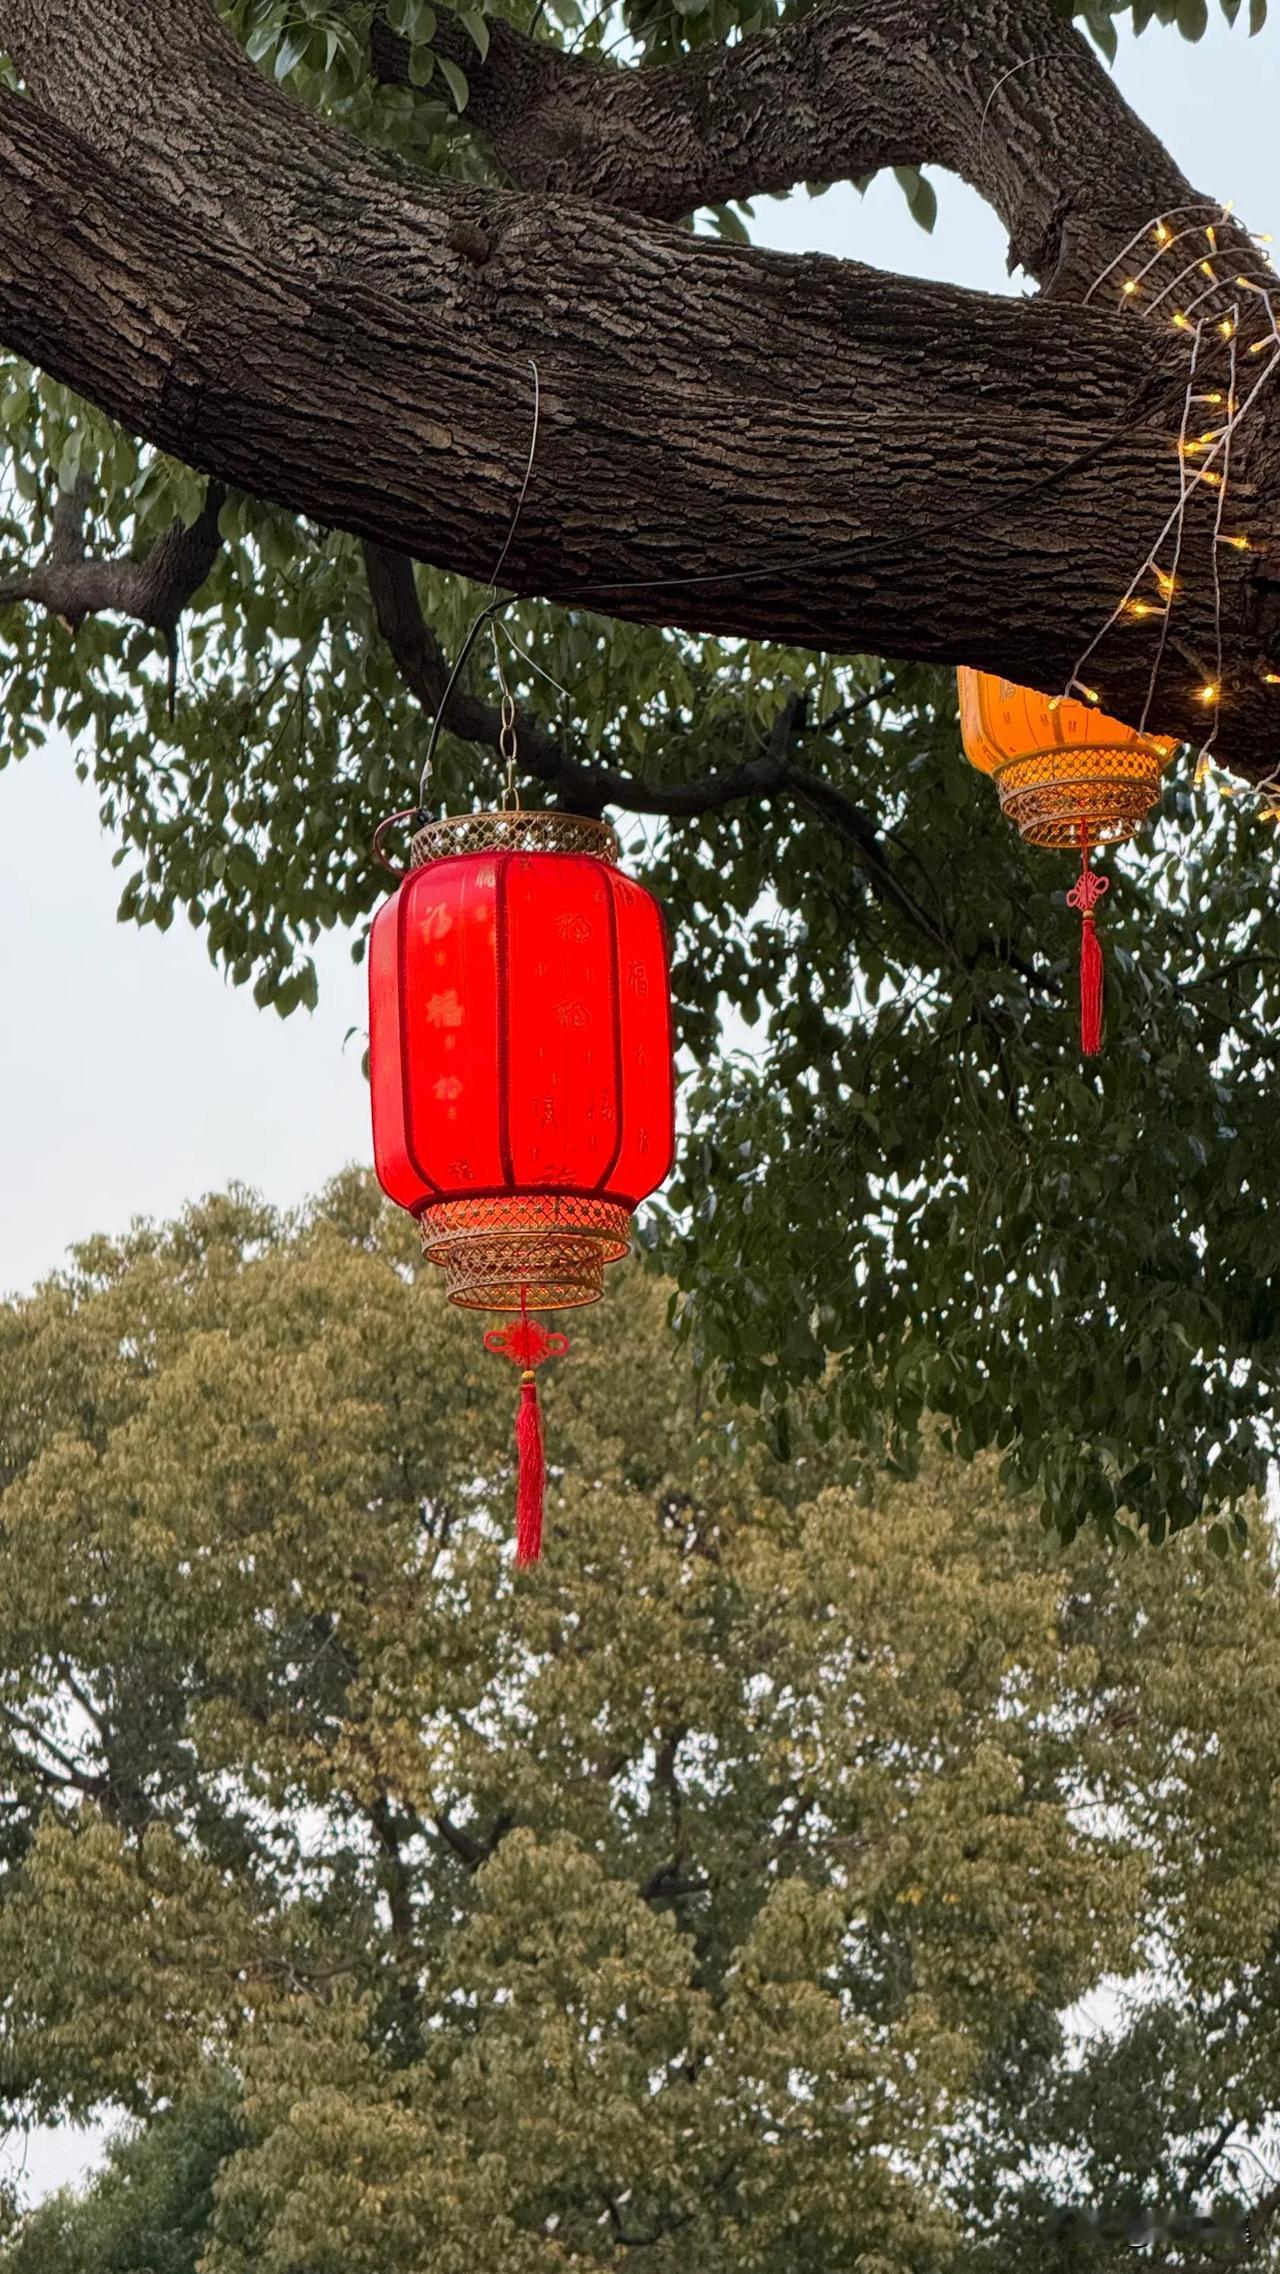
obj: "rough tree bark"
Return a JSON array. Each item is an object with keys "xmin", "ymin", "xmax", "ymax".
[{"xmin": 0, "ymin": 0, "xmax": 1278, "ymax": 778}]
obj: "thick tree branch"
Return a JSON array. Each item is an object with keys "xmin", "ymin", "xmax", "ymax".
[
  {"xmin": 378, "ymin": 0, "xmax": 1222, "ymax": 294},
  {"xmin": 0, "ymin": 0, "xmax": 1277, "ymax": 774},
  {"xmin": 0, "ymin": 479, "xmax": 225, "ymax": 633}
]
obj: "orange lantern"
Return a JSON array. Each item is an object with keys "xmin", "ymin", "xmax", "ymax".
[{"xmin": 957, "ymin": 670, "xmax": 1176, "ymax": 1053}]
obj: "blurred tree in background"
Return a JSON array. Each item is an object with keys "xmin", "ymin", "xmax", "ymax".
[
  {"xmin": 0, "ymin": 1182, "xmax": 1278, "ymax": 2269},
  {"xmin": 2, "ymin": 0, "xmax": 1280, "ymax": 1542}
]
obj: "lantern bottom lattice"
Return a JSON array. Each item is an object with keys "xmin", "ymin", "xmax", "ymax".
[
  {"xmin": 418, "ymin": 1194, "xmax": 632, "ymax": 1312},
  {"xmin": 993, "ymin": 743, "xmax": 1165, "ymax": 847}
]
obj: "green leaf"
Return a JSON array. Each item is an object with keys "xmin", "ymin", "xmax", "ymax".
[
  {"xmin": 437, "ymin": 53, "xmax": 469, "ymax": 108},
  {"xmin": 1082, "ymin": 7, "xmax": 1119, "ymax": 58},
  {"xmin": 244, "ymin": 10, "xmax": 285, "ymax": 64},
  {"xmin": 892, "ymin": 164, "xmax": 938, "ymax": 234},
  {"xmin": 460, "ymin": 6, "xmax": 490, "ymax": 58},
  {"xmin": 57, "ymin": 432, "xmax": 85, "ymax": 492},
  {"xmin": 274, "ymin": 27, "xmax": 308, "ymax": 76},
  {"xmin": 708, "ymin": 202, "xmax": 751, "ymax": 245}
]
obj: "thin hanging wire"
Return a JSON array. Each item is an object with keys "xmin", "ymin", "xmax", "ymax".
[{"xmin": 415, "ymin": 356, "xmax": 543, "ymax": 813}]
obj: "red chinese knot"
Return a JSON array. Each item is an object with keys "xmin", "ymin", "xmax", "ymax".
[{"xmin": 369, "ymin": 808, "xmax": 676, "ymax": 1561}]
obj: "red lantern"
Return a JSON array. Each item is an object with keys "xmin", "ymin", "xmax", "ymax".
[{"xmin": 369, "ymin": 809, "xmax": 675, "ymax": 1561}]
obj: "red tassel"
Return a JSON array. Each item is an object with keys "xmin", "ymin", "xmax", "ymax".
[
  {"xmin": 515, "ymin": 1371, "xmax": 545, "ymax": 1566},
  {"xmin": 1079, "ymin": 909, "xmax": 1104, "ymax": 1057},
  {"xmin": 483, "ymin": 1310, "xmax": 566, "ymax": 1564},
  {"xmin": 1066, "ymin": 829, "xmax": 1109, "ymax": 1058}
]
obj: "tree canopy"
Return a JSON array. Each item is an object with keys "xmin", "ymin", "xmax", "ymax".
[
  {"xmin": 0, "ymin": 0, "xmax": 1278, "ymax": 1542},
  {"xmin": 1, "ymin": 1183, "xmax": 1280, "ymax": 2268}
]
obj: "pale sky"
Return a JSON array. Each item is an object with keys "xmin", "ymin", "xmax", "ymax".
[{"xmin": 0, "ymin": 3, "xmax": 1276, "ymax": 2209}]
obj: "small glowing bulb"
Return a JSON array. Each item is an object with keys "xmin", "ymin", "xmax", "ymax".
[
  {"xmin": 1264, "ymin": 672, "xmax": 1280, "ymax": 686},
  {"xmin": 1201, "ymin": 261, "xmax": 1217, "ymax": 279},
  {"xmin": 1207, "ymin": 224, "xmax": 1219, "ymax": 248},
  {"xmin": 1154, "ymin": 569, "xmax": 1177, "ymax": 598},
  {"xmin": 1172, "ymin": 311, "xmax": 1191, "ymax": 330},
  {"xmin": 1218, "ymin": 535, "xmax": 1251, "ymax": 551},
  {"xmin": 1156, "ymin": 223, "xmax": 1173, "ymax": 245},
  {"xmin": 1081, "ymin": 686, "xmax": 1101, "ymax": 706},
  {"xmin": 1199, "ymin": 683, "xmax": 1221, "ymax": 705},
  {"xmin": 1201, "ymin": 470, "xmax": 1224, "ymax": 487},
  {"xmin": 1219, "ymin": 319, "xmax": 1236, "ymax": 339},
  {"xmin": 1122, "ymin": 279, "xmax": 1139, "ymax": 296},
  {"xmin": 1195, "ymin": 753, "xmax": 1212, "ymax": 785}
]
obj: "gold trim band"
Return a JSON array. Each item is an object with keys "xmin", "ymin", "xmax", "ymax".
[
  {"xmin": 419, "ymin": 1194, "xmax": 632, "ymax": 1312},
  {"xmin": 410, "ymin": 810, "xmax": 620, "ymax": 870},
  {"xmin": 992, "ymin": 746, "xmax": 1164, "ymax": 848}
]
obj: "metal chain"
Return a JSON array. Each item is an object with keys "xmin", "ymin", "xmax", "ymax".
[
  {"xmin": 500, "ymin": 692, "xmax": 520, "ymax": 810},
  {"xmin": 492, "ymin": 622, "xmax": 521, "ymax": 812}
]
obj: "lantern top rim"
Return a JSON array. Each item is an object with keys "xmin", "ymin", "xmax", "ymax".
[{"xmin": 409, "ymin": 809, "xmax": 620, "ymax": 870}]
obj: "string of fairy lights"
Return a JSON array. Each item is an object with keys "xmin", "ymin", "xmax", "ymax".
[{"xmin": 1069, "ymin": 200, "xmax": 1280, "ymax": 822}]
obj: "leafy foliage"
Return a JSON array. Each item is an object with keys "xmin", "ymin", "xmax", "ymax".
[
  {"xmin": 0, "ymin": 2095, "xmax": 238, "ymax": 2274},
  {"xmin": 0, "ymin": 1186, "xmax": 1280, "ymax": 2268},
  {"xmin": 0, "ymin": 0, "xmax": 1277, "ymax": 1541}
]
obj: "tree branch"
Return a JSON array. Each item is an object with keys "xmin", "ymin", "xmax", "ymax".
[
  {"xmin": 0, "ymin": 1, "xmax": 1275, "ymax": 770},
  {"xmin": 369, "ymin": 1791, "xmax": 418, "ymax": 1950},
  {"xmin": 431, "ymin": 1805, "xmax": 512, "ymax": 1873},
  {"xmin": 1180, "ymin": 2178, "xmax": 1280, "ymax": 2274},
  {"xmin": 376, "ymin": 0, "xmax": 1222, "ymax": 293},
  {"xmin": 364, "ymin": 541, "xmax": 829, "ymax": 819},
  {"xmin": 365, "ymin": 546, "xmax": 1039, "ymax": 993},
  {"xmin": 0, "ymin": 478, "xmax": 225, "ymax": 634}
]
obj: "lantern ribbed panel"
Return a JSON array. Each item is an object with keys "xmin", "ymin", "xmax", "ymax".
[
  {"xmin": 369, "ymin": 811, "xmax": 675, "ymax": 1311},
  {"xmin": 957, "ymin": 668, "xmax": 1174, "ymax": 847}
]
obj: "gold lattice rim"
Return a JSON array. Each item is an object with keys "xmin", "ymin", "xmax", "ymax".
[
  {"xmin": 992, "ymin": 746, "xmax": 1169, "ymax": 780},
  {"xmin": 419, "ymin": 1195, "xmax": 632, "ymax": 1312},
  {"xmin": 410, "ymin": 810, "xmax": 620, "ymax": 870},
  {"xmin": 993, "ymin": 745, "xmax": 1165, "ymax": 848}
]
